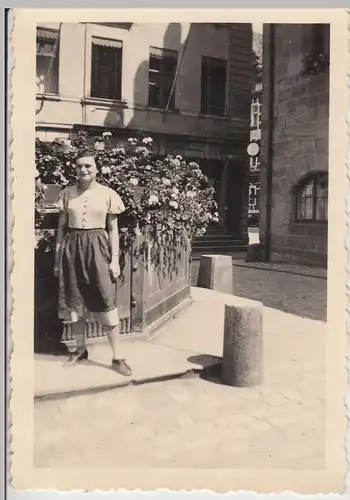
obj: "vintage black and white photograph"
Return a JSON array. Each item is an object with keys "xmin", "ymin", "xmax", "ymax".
[{"xmin": 10, "ymin": 9, "xmax": 348, "ymax": 495}]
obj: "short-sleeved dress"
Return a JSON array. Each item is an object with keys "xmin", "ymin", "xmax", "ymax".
[{"xmin": 56, "ymin": 183, "xmax": 125, "ymax": 326}]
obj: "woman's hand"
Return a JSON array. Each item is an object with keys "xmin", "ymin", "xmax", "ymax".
[{"xmin": 109, "ymin": 258, "xmax": 121, "ymax": 281}]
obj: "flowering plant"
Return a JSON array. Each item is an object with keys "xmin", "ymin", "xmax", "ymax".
[{"xmin": 35, "ymin": 130, "xmax": 219, "ymax": 251}]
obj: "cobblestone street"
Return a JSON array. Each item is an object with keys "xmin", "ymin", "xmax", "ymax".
[
  {"xmin": 191, "ymin": 261, "xmax": 327, "ymax": 321},
  {"xmin": 35, "ymin": 372, "xmax": 325, "ymax": 470}
]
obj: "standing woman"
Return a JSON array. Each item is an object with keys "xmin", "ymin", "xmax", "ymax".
[{"xmin": 54, "ymin": 149, "xmax": 132, "ymax": 376}]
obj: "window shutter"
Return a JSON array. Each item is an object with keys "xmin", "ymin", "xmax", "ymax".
[
  {"xmin": 201, "ymin": 57, "xmax": 226, "ymax": 115},
  {"xmin": 201, "ymin": 58, "xmax": 208, "ymax": 113},
  {"xmin": 148, "ymin": 47, "xmax": 177, "ymax": 109},
  {"xmin": 113, "ymin": 47, "xmax": 122, "ymax": 100},
  {"xmin": 214, "ymin": 62, "xmax": 226, "ymax": 114},
  {"xmin": 91, "ymin": 44, "xmax": 100, "ymax": 97}
]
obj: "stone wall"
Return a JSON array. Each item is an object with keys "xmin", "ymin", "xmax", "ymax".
[{"xmin": 260, "ymin": 24, "xmax": 329, "ymax": 267}]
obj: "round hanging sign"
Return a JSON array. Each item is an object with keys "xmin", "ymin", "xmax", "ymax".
[{"xmin": 247, "ymin": 142, "xmax": 260, "ymax": 157}]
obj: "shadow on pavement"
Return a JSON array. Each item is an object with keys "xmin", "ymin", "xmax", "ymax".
[
  {"xmin": 187, "ymin": 354, "xmax": 226, "ymax": 386},
  {"xmin": 187, "ymin": 353, "xmax": 221, "ymax": 368}
]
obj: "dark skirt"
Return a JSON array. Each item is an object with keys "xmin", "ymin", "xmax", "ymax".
[{"xmin": 58, "ymin": 228, "xmax": 119, "ymax": 325}]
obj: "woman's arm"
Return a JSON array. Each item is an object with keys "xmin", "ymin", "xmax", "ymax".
[
  {"xmin": 54, "ymin": 211, "xmax": 67, "ymax": 277},
  {"xmin": 106, "ymin": 213, "xmax": 121, "ymax": 279}
]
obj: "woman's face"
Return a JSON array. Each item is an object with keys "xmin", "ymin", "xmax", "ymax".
[{"xmin": 75, "ymin": 156, "xmax": 97, "ymax": 183}]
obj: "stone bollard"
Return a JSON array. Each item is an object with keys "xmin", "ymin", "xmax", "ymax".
[
  {"xmin": 221, "ymin": 304, "xmax": 263, "ymax": 387},
  {"xmin": 197, "ymin": 255, "xmax": 234, "ymax": 294}
]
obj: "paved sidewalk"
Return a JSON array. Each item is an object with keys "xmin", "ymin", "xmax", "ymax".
[
  {"xmin": 35, "ymin": 287, "xmax": 326, "ymax": 470},
  {"xmin": 34, "ymin": 290, "xmax": 260, "ymax": 399}
]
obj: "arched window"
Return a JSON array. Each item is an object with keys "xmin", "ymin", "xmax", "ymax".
[{"xmin": 295, "ymin": 173, "xmax": 328, "ymax": 222}]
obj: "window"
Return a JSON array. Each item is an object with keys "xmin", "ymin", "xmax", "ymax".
[
  {"xmin": 201, "ymin": 56, "xmax": 227, "ymax": 116},
  {"xmin": 36, "ymin": 28, "xmax": 60, "ymax": 94},
  {"xmin": 148, "ymin": 47, "xmax": 177, "ymax": 109},
  {"xmin": 91, "ymin": 37, "xmax": 123, "ymax": 100},
  {"xmin": 295, "ymin": 173, "xmax": 328, "ymax": 222}
]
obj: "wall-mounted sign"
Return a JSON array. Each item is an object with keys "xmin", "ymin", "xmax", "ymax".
[{"xmin": 247, "ymin": 142, "xmax": 260, "ymax": 157}]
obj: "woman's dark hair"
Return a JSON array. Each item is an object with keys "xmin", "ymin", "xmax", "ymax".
[{"xmin": 74, "ymin": 148, "xmax": 98, "ymax": 163}]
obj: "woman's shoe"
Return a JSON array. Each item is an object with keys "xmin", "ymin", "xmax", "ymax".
[
  {"xmin": 112, "ymin": 359, "xmax": 132, "ymax": 376},
  {"xmin": 67, "ymin": 349, "xmax": 89, "ymax": 364}
]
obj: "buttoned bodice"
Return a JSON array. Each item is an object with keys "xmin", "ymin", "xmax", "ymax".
[{"xmin": 56, "ymin": 184, "xmax": 125, "ymax": 229}]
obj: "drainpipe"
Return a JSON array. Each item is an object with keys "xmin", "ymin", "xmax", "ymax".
[
  {"xmin": 164, "ymin": 23, "xmax": 192, "ymax": 113},
  {"xmin": 263, "ymin": 24, "xmax": 275, "ymax": 262},
  {"xmin": 162, "ymin": 24, "xmax": 192, "ymax": 156}
]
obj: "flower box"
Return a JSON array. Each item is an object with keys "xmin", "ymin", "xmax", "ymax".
[{"xmin": 34, "ymin": 223, "xmax": 191, "ymax": 351}]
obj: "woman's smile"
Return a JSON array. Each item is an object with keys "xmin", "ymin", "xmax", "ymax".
[{"xmin": 75, "ymin": 155, "xmax": 98, "ymax": 182}]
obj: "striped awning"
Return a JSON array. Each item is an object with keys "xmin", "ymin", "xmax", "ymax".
[
  {"xmin": 149, "ymin": 46, "xmax": 177, "ymax": 58},
  {"xmin": 36, "ymin": 28, "xmax": 58, "ymax": 40},
  {"xmin": 92, "ymin": 36, "xmax": 122, "ymax": 49}
]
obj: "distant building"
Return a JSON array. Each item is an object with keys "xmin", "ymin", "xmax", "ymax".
[
  {"xmin": 36, "ymin": 22, "xmax": 253, "ymax": 248},
  {"xmin": 260, "ymin": 24, "xmax": 329, "ymax": 266},
  {"xmin": 248, "ymin": 31, "xmax": 262, "ymax": 224}
]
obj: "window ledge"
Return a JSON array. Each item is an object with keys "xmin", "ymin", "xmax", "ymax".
[
  {"xmin": 199, "ymin": 113, "xmax": 228, "ymax": 121},
  {"xmin": 36, "ymin": 93, "xmax": 61, "ymax": 102},
  {"xmin": 37, "ymin": 206, "xmax": 60, "ymax": 214},
  {"xmin": 146, "ymin": 106, "xmax": 179, "ymax": 114},
  {"xmin": 293, "ymin": 220, "xmax": 328, "ymax": 225},
  {"xmin": 82, "ymin": 97, "xmax": 128, "ymax": 108}
]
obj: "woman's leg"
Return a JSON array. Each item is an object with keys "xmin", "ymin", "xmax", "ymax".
[
  {"xmin": 103, "ymin": 324, "xmax": 132, "ymax": 376},
  {"xmin": 72, "ymin": 319, "xmax": 87, "ymax": 352},
  {"xmin": 66, "ymin": 319, "xmax": 88, "ymax": 363},
  {"xmin": 103, "ymin": 324, "xmax": 119, "ymax": 360}
]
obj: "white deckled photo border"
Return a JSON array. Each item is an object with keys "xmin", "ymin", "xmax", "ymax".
[{"xmin": 7, "ymin": 6, "xmax": 350, "ymax": 498}]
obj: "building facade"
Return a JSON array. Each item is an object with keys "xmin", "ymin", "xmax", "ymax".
[
  {"xmin": 259, "ymin": 24, "xmax": 329, "ymax": 267},
  {"xmin": 248, "ymin": 31, "xmax": 263, "ymax": 225},
  {"xmin": 36, "ymin": 22, "xmax": 253, "ymax": 241}
]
